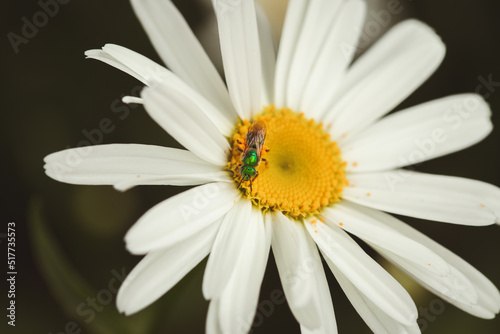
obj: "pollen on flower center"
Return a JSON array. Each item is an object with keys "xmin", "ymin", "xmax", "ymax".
[{"xmin": 228, "ymin": 106, "xmax": 347, "ymax": 219}]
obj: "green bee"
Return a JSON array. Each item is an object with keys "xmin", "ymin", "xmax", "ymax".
[{"xmin": 236, "ymin": 120, "xmax": 268, "ymax": 192}]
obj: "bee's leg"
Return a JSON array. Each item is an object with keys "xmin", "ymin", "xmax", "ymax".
[
  {"xmin": 262, "ymin": 158, "xmax": 269, "ymax": 167},
  {"xmin": 237, "ymin": 177, "xmax": 244, "ymax": 190},
  {"xmin": 249, "ymin": 171, "xmax": 259, "ymax": 194}
]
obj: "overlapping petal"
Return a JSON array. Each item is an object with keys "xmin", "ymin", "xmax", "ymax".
[
  {"xmin": 125, "ymin": 182, "xmax": 240, "ymax": 254},
  {"xmin": 142, "ymin": 82, "xmax": 231, "ymax": 165},
  {"xmin": 323, "ymin": 202, "xmax": 450, "ymax": 276},
  {"xmin": 210, "ymin": 207, "xmax": 271, "ymax": 334},
  {"xmin": 305, "ymin": 219, "xmax": 418, "ymax": 326},
  {"xmin": 369, "ymin": 212, "xmax": 500, "ymax": 318}
]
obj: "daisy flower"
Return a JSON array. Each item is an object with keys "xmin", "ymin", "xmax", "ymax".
[{"xmin": 44, "ymin": 0, "xmax": 500, "ymax": 333}]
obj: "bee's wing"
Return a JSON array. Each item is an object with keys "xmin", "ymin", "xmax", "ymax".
[{"xmin": 246, "ymin": 121, "xmax": 267, "ymax": 157}]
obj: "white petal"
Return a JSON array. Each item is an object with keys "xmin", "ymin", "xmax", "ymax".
[
  {"xmin": 85, "ymin": 48, "xmax": 150, "ymax": 85},
  {"xmin": 327, "ymin": 201, "xmax": 480, "ymax": 310},
  {"xmin": 43, "ymin": 144, "xmax": 230, "ymax": 191},
  {"xmin": 100, "ymin": 44, "xmax": 171, "ymax": 85},
  {"xmin": 325, "ymin": 257, "xmax": 420, "ymax": 334},
  {"xmin": 285, "ymin": 0, "xmax": 343, "ymax": 111},
  {"xmin": 218, "ymin": 207, "xmax": 271, "ymax": 334},
  {"xmin": 344, "ymin": 170, "xmax": 500, "ymax": 225},
  {"xmin": 142, "ymin": 82, "xmax": 230, "ymax": 166},
  {"xmin": 343, "ymin": 94, "xmax": 492, "ymax": 172},
  {"xmin": 270, "ymin": 212, "xmax": 321, "ymax": 329},
  {"xmin": 305, "ymin": 219, "xmax": 417, "ymax": 326},
  {"xmin": 116, "ymin": 220, "xmax": 221, "ymax": 315},
  {"xmin": 91, "ymin": 44, "xmax": 235, "ymax": 136},
  {"xmin": 122, "ymin": 96, "xmax": 143, "ymax": 104},
  {"xmin": 125, "ymin": 182, "xmax": 240, "ymax": 254},
  {"xmin": 371, "ymin": 215, "xmax": 500, "ymax": 318},
  {"xmin": 323, "ymin": 20, "xmax": 446, "ymax": 141},
  {"xmin": 322, "ymin": 202, "xmax": 450, "ymax": 276},
  {"xmin": 299, "ymin": 230, "xmax": 337, "ymax": 334},
  {"xmin": 130, "ymin": 0, "xmax": 235, "ymax": 114},
  {"xmin": 214, "ymin": 0, "xmax": 262, "ymax": 119},
  {"xmin": 274, "ymin": 0, "xmax": 308, "ymax": 108},
  {"xmin": 256, "ymin": 4, "xmax": 276, "ymax": 106},
  {"xmin": 203, "ymin": 199, "xmax": 252, "ymax": 300},
  {"xmin": 301, "ymin": 0, "xmax": 367, "ymax": 118}
]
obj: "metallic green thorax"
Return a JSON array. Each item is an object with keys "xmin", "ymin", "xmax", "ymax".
[{"xmin": 243, "ymin": 149, "xmax": 259, "ymax": 167}]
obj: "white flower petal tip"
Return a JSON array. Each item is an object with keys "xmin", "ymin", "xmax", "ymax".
[
  {"xmin": 214, "ymin": 0, "xmax": 263, "ymax": 119},
  {"xmin": 122, "ymin": 96, "xmax": 143, "ymax": 104},
  {"xmin": 141, "ymin": 83, "xmax": 230, "ymax": 166},
  {"xmin": 85, "ymin": 44, "xmax": 171, "ymax": 86},
  {"xmin": 43, "ymin": 144, "xmax": 228, "ymax": 191},
  {"xmin": 343, "ymin": 94, "xmax": 493, "ymax": 172},
  {"xmin": 305, "ymin": 219, "xmax": 418, "ymax": 326},
  {"xmin": 117, "ymin": 221, "xmax": 221, "ymax": 315},
  {"xmin": 344, "ymin": 171, "xmax": 500, "ymax": 226},
  {"xmin": 325, "ymin": 19, "xmax": 446, "ymax": 140},
  {"xmin": 125, "ymin": 183, "xmax": 240, "ymax": 255}
]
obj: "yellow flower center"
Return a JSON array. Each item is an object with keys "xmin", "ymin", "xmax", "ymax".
[{"xmin": 228, "ymin": 106, "xmax": 347, "ymax": 219}]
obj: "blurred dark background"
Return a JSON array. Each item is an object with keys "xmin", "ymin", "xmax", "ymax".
[{"xmin": 1, "ymin": 0, "xmax": 500, "ymax": 333}]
